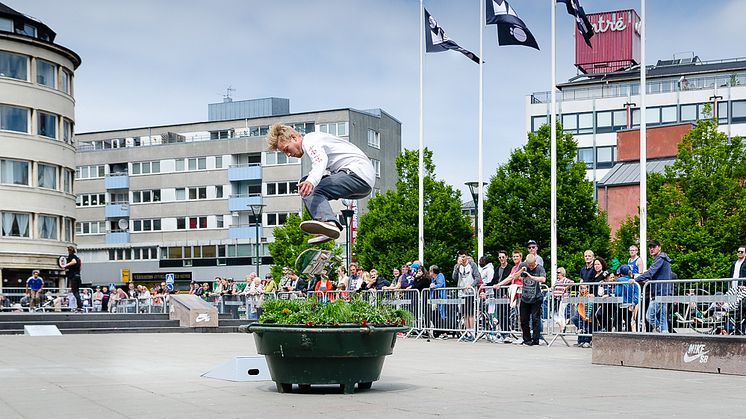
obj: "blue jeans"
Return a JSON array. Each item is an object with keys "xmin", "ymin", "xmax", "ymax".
[
  {"xmin": 571, "ymin": 313, "xmax": 592, "ymax": 343},
  {"xmin": 301, "ymin": 171, "xmax": 371, "ymax": 229},
  {"xmin": 646, "ymin": 300, "xmax": 668, "ymax": 332}
]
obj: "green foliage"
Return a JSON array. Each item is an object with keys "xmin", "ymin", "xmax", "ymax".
[
  {"xmin": 354, "ymin": 148, "xmax": 474, "ymax": 284},
  {"xmin": 267, "ymin": 214, "xmax": 336, "ymax": 283},
  {"xmin": 259, "ymin": 296, "xmax": 413, "ymax": 326},
  {"xmin": 484, "ymin": 123, "xmax": 610, "ymax": 277},
  {"xmin": 614, "ymin": 115, "xmax": 746, "ymax": 278}
]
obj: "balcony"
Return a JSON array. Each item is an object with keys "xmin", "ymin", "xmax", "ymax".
[
  {"xmin": 104, "ymin": 173, "xmax": 129, "ymax": 189},
  {"xmin": 106, "ymin": 232, "xmax": 129, "ymax": 244},
  {"xmin": 228, "ymin": 194, "xmax": 262, "ymax": 212},
  {"xmin": 229, "ymin": 225, "xmax": 262, "ymax": 240},
  {"xmin": 105, "ymin": 203, "xmax": 129, "ymax": 218},
  {"xmin": 228, "ymin": 164, "xmax": 262, "ymax": 182}
]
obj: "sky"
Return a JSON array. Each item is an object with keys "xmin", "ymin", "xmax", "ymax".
[{"xmin": 9, "ymin": 0, "xmax": 746, "ymax": 201}]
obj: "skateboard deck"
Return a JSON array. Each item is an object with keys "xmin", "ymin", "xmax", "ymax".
[{"xmin": 295, "ymin": 248, "xmax": 337, "ymax": 275}]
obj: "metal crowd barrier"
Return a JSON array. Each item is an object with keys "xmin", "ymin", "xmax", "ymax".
[
  {"xmin": 0, "ymin": 287, "xmax": 94, "ymax": 312},
  {"xmin": 111, "ymin": 295, "xmax": 170, "ymax": 314}
]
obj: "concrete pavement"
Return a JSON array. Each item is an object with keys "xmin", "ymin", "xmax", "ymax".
[{"xmin": 0, "ymin": 333, "xmax": 743, "ymax": 418}]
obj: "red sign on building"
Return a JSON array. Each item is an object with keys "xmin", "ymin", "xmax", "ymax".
[{"xmin": 575, "ymin": 9, "xmax": 641, "ymax": 74}]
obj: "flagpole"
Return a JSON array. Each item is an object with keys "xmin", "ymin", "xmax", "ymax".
[
  {"xmin": 418, "ymin": 0, "xmax": 425, "ymax": 265},
  {"xmin": 639, "ymin": 0, "xmax": 647, "ymax": 270},
  {"xmin": 550, "ymin": 0, "xmax": 558, "ymax": 289},
  {"xmin": 477, "ymin": 0, "xmax": 484, "ymax": 261}
]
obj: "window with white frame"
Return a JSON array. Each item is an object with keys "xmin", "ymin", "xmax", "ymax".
[
  {"xmin": 215, "ymin": 185, "xmax": 223, "ymax": 199},
  {"xmin": 0, "ymin": 104, "xmax": 29, "ymax": 133},
  {"xmin": 367, "ymin": 129, "xmax": 381, "ymax": 149},
  {"xmin": 215, "ymin": 155, "xmax": 223, "ymax": 169},
  {"xmin": 0, "ymin": 51, "xmax": 28, "ymax": 81},
  {"xmin": 176, "ymin": 216, "xmax": 208, "ymax": 230},
  {"xmin": 175, "ymin": 158, "xmax": 185, "ymax": 171},
  {"xmin": 291, "ymin": 122, "xmax": 315, "ymax": 134},
  {"xmin": 132, "ymin": 189, "xmax": 161, "ymax": 203},
  {"xmin": 60, "ymin": 68, "xmax": 72, "ymax": 94},
  {"xmin": 37, "ymin": 111, "xmax": 57, "ymax": 139},
  {"xmin": 188, "ymin": 187, "xmax": 207, "ymax": 200},
  {"xmin": 63, "ymin": 169, "xmax": 73, "ymax": 193},
  {"xmin": 0, "ymin": 159, "xmax": 29, "ymax": 185},
  {"xmin": 64, "ymin": 218, "xmax": 73, "ymax": 242},
  {"xmin": 265, "ymin": 181, "xmax": 299, "ymax": 196},
  {"xmin": 38, "ymin": 214, "xmax": 57, "ymax": 239},
  {"xmin": 132, "ymin": 247, "xmax": 157, "ymax": 260},
  {"xmin": 371, "ymin": 159, "xmax": 381, "ymax": 178},
  {"xmin": 76, "ymin": 221, "xmax": 106, "ymax": 235},
  {"xmin": 62, "ymin": 119, "xmax": 73, "ymax": 144},
  {"xmin": 266, "ymin": 212, "xmax": 299, "ymax": 227},
  {"xmin": 76, "ymin": 193, "xmax": 106, "ymax": 207},
  {"xmin": 264, "ymin": 151, "xmax": 300, "ymax": 166},
  {"xmin": 36, "ymin": 59, "xmax": 56, "ymax": 88},
  {"xmin": 75, "ymin": 165, "xmax": 105, "ymax": 179},
  {"xmin": 1, "ymin": 211, "xmax": 30, "ymax": 237},
  {"xmin": 37, "ymin": 163, "xmax": 57, "ymax": 189},
  {"xmin": 133, "ymin": 219, "xmax": 162, "ymax": 232},
  {"xmin": 216, "ymin": 215, "xmax": 224, "ymax": 228},
  {"xmin": 131, "ymin": 160, "xmax": 161, "ymax": 175},
  {"xmin": 317, "ymin": 122, "xmax": 348, "ymax": 136},
  {"xmin": 187, "ymin": 157, "xmax": 207, "ymax": 171},
  {"xmin": 248, "ymin": 125, "xmax": 270, "ymax": 136}
]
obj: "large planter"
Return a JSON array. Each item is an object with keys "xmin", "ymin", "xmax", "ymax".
[{"xmin": 244, "ymin": 323, "xmax": 407, "ymax": 394}]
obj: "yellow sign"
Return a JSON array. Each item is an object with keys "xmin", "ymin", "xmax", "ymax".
[{"xmin": 121, "ymin": 268, "xmax": 130, "ymax": 283}]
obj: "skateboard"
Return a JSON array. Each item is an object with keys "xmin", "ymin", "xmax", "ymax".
[{"xmin": 295, "ymin": 248, "xmax": 341, "ymax": 275}]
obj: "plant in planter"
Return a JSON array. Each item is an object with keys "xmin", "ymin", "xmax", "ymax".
[{"xmin": 242, "ymin": 296, "xmax": 412, "ymax": 394}]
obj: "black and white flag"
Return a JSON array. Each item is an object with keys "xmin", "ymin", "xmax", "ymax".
[
  {"xmin": 425, "ymin": 8, "xmax": 481, "ymax": 64},
  {"xmin": 485, "ymin": 0, "xmax": 540, "ymax": 50},
  {"xmin": 558, "ymin": 0, "xmax": 594, "ymax": 48}
]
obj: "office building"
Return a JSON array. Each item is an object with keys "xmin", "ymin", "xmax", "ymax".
[
  {"xmin": 74, "ymin": 99, "xmax": 401, "ymax": 286},
  {"xmin": 0, "ymin": 3, "xmax": 81, "ymax": 289}
]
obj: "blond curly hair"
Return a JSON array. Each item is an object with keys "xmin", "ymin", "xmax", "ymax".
[{"xmin": 266, "ymin": 123, "xmax": 294, "ymax": 151}]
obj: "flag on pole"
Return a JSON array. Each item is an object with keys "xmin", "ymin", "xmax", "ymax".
[
  {"xmin": 485, "ymin": 0, "xmax": 540, "ymax": 50},
  {"xmin": 425, "ymin": 8, "xmax": 481, "ymax": 64},
  {"xmin": 557, "ymin": 0, "xmax": 594, "ymax": 47}
]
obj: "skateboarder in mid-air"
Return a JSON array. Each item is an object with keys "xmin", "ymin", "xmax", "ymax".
[{"xmin": 266, "ymin": 124, "xmax": 375, "ymax": 244}]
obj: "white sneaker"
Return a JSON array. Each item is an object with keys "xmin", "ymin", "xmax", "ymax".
[
  {"xmin": 308, "ymin": 234, "xmax": 334, "ymax": 245},
  {"xmin": 300, "ymin": 220, "xmax": 341, "ymax": 239}
]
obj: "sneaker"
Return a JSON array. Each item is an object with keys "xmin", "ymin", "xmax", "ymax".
[
  {"xmin": 581, "ymin": 342, "xmax": 591, "ymax": 348},
  {"xmin": 438, "ymin": 335, "xmax": 449, "ymax": 340},
  {"xmin": 307, "ymin": 234, "xmax": 334, "ymax": 244},
  {"xmin": 502, "ymin": 337, "xmax": 512, "ymax": 344},
  {"xmin": 521, "ymin": 341, "xmax": 535, "ymax": 346},
  {"xmin": 300, "ymin": 220, "xmax": 341, "ymax": 239}
]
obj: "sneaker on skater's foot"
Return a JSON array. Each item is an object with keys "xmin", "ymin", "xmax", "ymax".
[
  {"xmin": 300, "ymin": 220, "xmax": 341, "ymax": 239},
  {"xmin": 307, "ymin": 234, "xmax": 334, "ymax": 245}
]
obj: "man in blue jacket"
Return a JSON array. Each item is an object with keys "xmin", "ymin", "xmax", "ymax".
[{"xmin": 634, "ymin": 240, "xmax": 673, "ymax": 333}]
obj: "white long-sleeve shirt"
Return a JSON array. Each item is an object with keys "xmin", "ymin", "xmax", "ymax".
[{"xmin": 302, "ymin": 132, "xmax": 375, "ymax": 189}]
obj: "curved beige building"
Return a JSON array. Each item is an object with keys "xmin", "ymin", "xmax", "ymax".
[{"xmin": 0, "ymin": 3, "xmax": 81, "ymax": 289}]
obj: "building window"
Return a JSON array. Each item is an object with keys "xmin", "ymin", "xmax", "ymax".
[
  {"xmin": 179, "ymin": 216, "xmax": 208, "ymax": 229},
  {"xmin": 561, "ymin": 114, "xmax": 577, "ymax": 132},
  {"xmin": 531, "ymin": 115, "xmax": 548, "ymax": 132},
  {"xmin": 132, "ymin": 247, "xmax": 157, "ymax": 260},
  {"xmin": 0, "ymin": 104, "xmax": 29, "ymax": 133},
  {"xmin": 63, "ymin": 169, "xmax": 73, "ymax": 193},
  {"xmin": 0, "ymin": 51, "xmax": 28, "ymax": 81},
  {"xmin": 732, "ymin": 100, "xmax": 746, "ymax": 123},
  {"xmin": 367, "ymin": 129, "xmax": 381, "ymax": 149},
  {"xmin": 1, "ymin": 212, "xmax": 30, "ymax": 237},
  {"xmin": 0, "ymin": 159, "xmax": 29, "ymax": 185},
  {"xmin": 76, "ymin": 193, "xmax": 106, "ymax": 207},
  {"xmin": 0, "ymin": 18, "xmax": 12, "ymax": 33},
  {"xmin": 264, "ymin": 151, "xmax": 300, "ymax": 166},
  {"xmin": 266, "ymin": 212, "xmax": 299, "ymax": 227},
  {"xmin": 175, "ymin": 159, "xmax": 185, "ymax": 171},
  {"xmin": 290, "ymin": 122, "xmax": 315, "ymax": 134},
  {"xmin": 76, "ymin": 221, "xmax": 106, "ymax": 235},
  {"xmin": 210, "ymin": 129, "xmax": 233, "ymax": 140},
  {"xmin": 248, "ymin": 125, "xmax": 270, "ymax": 136},
  {"xmin": 131, "ymin": 160, "xmax": 160, "ymax": 175},
  {"xmin": 38, "ymin": 215, "xmax": 58, "ymax": 240},
  {"xmin": 64, "ymin": 218, "xmax": 73, "ymax": 242},
  {"xmin": 133, "ymin": 219, "xmax": 162, "ymax": 232},
  {"xmin": 188, "ymin": 187, "xmax": 207, "ymax": 200},
  {"xmin": 132, "ymin": 189, "xmax": 161, "ymax": 203},
  {"xmin": 596, "ymin": 146, "xmax": 616, "ymax": 169},
  {"xmin": 60, "ymin": 68, "xmax": 72, "ymax": 94},
  {"xmin": 371, "ymin": 159, "xmax": 381, "ymax": 178},
  {"xmin": 577, "ymin": 113, "xmax": 593, "ymax": 134},
  {"xmin": 265, "ymin": 181, "xmax": 299, "ymax": 196},
  {"xmin": 175, "ymin": 188, "xmax": 186, "ymax": 201},
  {"xmin": 215, "ymin": 156, "xmax": 223, "ymax": 169},
  {"xmin": 187, "ymin": 157, "xmax": 207, "ymax": 171},
  {"xmin": 317, "ymin": 122, "xmax": 348, "ymax": 136},
  {"xmin": 576, "ymin": 148, "xmax": 594, "ymax": 168},
  {"xmin": 216, "ymin": 185, "xmax": 223, "ymax": 198},
  {"xmin": 75, "ymin": 165, "xmax": 105, "ymax": 179},
  {"xmin": 63, "ymin": 119, "xmax": 73, "ymax": 144},
  {"xmin": 37, "ymin": 111, "xmax": 57, "ymax": 139},
  {"xmin": 661, "ymin": 106, "xmax": 677, "ymax": 124},
  {"xmin": 680, "ymin": 104, "xmax": 698, "ymax": 122},
  {"xmin": 38, "ymin": 163, "xmax": 57, "ymax": 189},
  {"xmin": 176, "ymin": 218, "xmax": 186, "ymax": 230},
  {"xmin": 36, "ymin": 60, "xmax": 56, "ymax": 88}
]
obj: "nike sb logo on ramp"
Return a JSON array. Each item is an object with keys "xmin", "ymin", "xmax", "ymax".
[
  {"xmin": 683, "ymin": 344, "xmax": 709, "ymax": 364},
  {"xmin": 195, "ymin": 313, "xmax": 211, "ymax": 323}
]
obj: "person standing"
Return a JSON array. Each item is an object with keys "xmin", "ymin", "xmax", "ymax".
[
  {"xmin": 627, "ymin": 245, "xmax": 644, "ymax": 277},
  {"xmin": 730, "ymin": 245, "xmax": 746, "ymax": 289},
  {"xmin": 633, "ymin": 240, "xmax": 673, "ymax": 333},
  {"xmin": 516, "ymin": 254, "xmax": 547, "ymax": 346},
  {"xmin": 62, "ymin": 246, "xmax": 82, "ymax": 312},
  {"xmin": 580, "ymin": 250, "xmax": 595, "ymax": 282},
  {"xmin": 526, "ymin": 240, "xmax": 544, "ymax": 266},
  {"xmin": 453, "ymin": 250, "xmax": 480, "ymax": 341},
  {"xmin": 25, "ymin": 270, "xmax": 44, "ymax": 311}
]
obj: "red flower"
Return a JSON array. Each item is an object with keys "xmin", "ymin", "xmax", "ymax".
[
  {"xmin": 306, "ymin": 322, "xmax": 314, "ymax": 327},
  {"xmin": 400, "ymin": 319, "xmax": 406, "ymax": 326},
  {"xmin": 361, "ymin": 319, "xmax": 368, "ymax": 326},
  {"xmin": 282, "ymin": 308, "xmax": 290, "ymax": 314}
]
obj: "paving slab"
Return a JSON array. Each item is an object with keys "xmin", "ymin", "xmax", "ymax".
[{"xmin": 0, "ymin": 333, "xmax": 744, "ymax": 418}]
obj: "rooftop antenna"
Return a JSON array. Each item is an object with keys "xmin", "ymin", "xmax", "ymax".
[{"xmin": 223, "ymin": 86, "xmax": 235, "ymax": 103}]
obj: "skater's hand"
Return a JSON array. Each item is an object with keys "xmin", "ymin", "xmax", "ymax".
[{"xmin": 298, "ymin": 181, "xmax": 314, "ymax": 197}]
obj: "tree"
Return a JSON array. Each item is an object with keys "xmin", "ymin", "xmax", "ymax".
[
  {"xmin": 615, "ymin": 115, "xmax": 746, "ymax": 278},
  {"xmin": 355, "ymin": 148, "xmax": 474, "ymax": 283},
  {"xmin": 268, "ymin": 214, "xmax": 337, "ymax": 282},
  {"xmin": 484, "ymin": 123, "xmax": 610, "ymax": 276}
]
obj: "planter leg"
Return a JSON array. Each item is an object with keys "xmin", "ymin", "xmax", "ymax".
[
  {"xmin": 358, "ymin": 382, "xmax": 372, "ymax": 390},
  {"xmin": 340, "ymin": 383, "xmax": 355, "ymax": 394},
  {"xmin": 276, "ymin": 383, "xmax": 293, "ymax": 393}
]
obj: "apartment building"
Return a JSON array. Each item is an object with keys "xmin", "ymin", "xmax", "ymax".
[{"xmin": 74, "ymin": 99, "xmax": 401, "ymax": 286}]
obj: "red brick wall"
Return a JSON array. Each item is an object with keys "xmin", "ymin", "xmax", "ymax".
[
  {"xmin": 616, "ymin": 123, "xmax": 692, "ymax": 161},
  {"xmin": 598, "ymin": 184, "xmax": 641, "ymax": 235}
]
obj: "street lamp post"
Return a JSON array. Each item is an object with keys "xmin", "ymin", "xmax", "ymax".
[
  {"xmin": 248, "ymin": 203, "xmax": 265, "ymax": 275},
  {"xmin": 341, "ymin": 207, "xmax": 355, "ymax": 267},
  {"xmin": 465, "ymin": 181, "xmax": 486, "ymax": 257}
]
